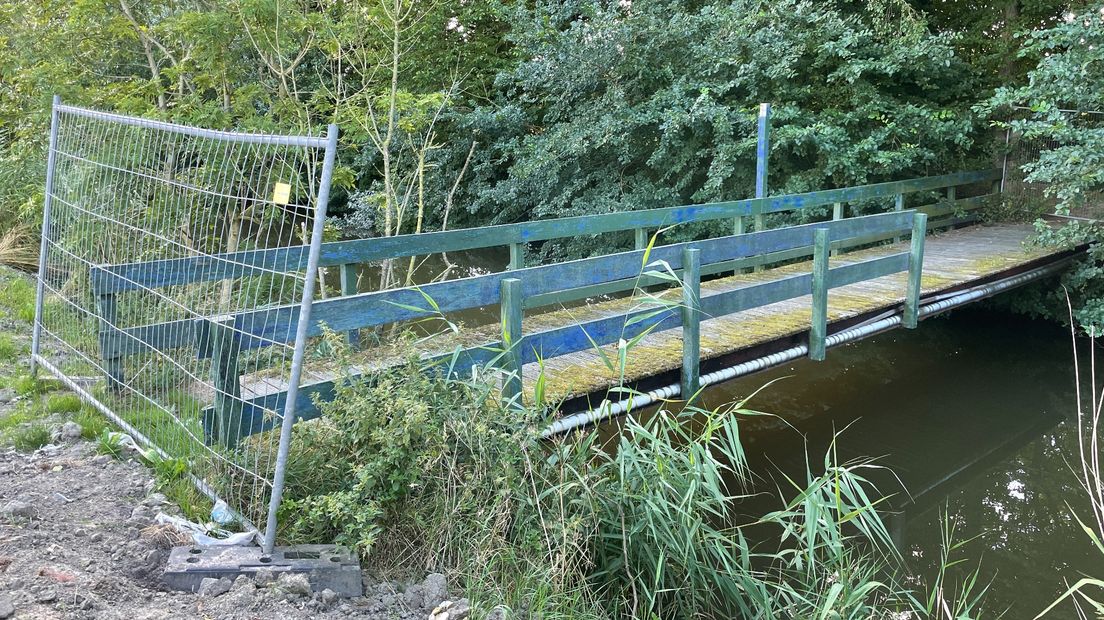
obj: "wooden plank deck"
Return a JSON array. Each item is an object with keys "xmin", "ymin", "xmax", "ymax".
[
  {"xmin": 515, "ymin": 223, "xmax": 1057, "ymax": 403},
  {"xmin": 251, "ymin": 222, "xmax": 1062, "ymax": 407}
]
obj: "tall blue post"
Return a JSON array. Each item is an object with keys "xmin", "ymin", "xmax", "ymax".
[{"xmin": 754, "ymin": 103, "xmax": 771, "ymax": 231}]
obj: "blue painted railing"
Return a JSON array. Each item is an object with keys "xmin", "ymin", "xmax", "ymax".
[{"xmin": 90, "ymin": 167, "xmax": 998, "ymax": 445}]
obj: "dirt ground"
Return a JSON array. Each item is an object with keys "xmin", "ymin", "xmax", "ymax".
[
  {"xmin": 0, "ymin": 265, "xmax": 470, "ymax": 619},
  {"xmin": 0, "ymin": 428, "xmax": 471, "ymax": 620},
  {"xmin": 0, "ymin": 422, "xmax": 474, "ymax": 620}
]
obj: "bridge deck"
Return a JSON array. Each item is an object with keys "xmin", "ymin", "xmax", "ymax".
[
  {"xmin": 247, "ymin": 223, "xmax": 1061, "ymax": 407},
  {"xmin": 517, "ymin": 222, "xmax": 1055, "ymax": 403}
]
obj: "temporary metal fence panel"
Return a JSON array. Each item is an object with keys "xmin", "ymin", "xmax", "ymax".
[
  {"xmin": 1003, "ymin": 107, "xmax": 1104, "ymax": 215},
  {"xmin": 30, "ymin": 97, "xmax": 336, "ymax": 551}
]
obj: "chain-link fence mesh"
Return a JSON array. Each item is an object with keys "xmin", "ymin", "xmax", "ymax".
[
  {"xmin": 1002, "ymin": 107, "xmax": 1104, "ymax": 218},
  {"xmin": 31, "ymin": 100, "xmax": 335, "ymax": 543}
]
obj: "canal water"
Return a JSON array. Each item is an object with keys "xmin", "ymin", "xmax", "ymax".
[{"xmin": 683, "ymin": 307, "xmax": 1099, "ymax": 616}]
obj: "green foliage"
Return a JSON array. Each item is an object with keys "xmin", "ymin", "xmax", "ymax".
[
  {"xmin": 983, "ymin": 6, "xmax": 1104, "ymax": 214},
  {"xmin": 13, "ymin": 374, "xmax": 60, "ymax": 396},
  {"xmin": 8, "ymin": 423, "xmax": 50, "ymax": 452},
  {"xmin": 97, "ymin": 430, "xmax": 131, "ymax": 459},
  {"xmin": 0, "ymin": 272, "xmax": 36, "ymax": 322},
  {"xmin": 45, "ymin": 392, "xmax": 81, "ymax": 413},
  {"xmin": 278, "ymin": 337, "xmax": 984, "ymax": 618},
  {"xmin": 435, "ymin": 0, "xmax": 982, "ymax": 258},
  {"xmin": 73, "ymin": 406, "xmax": 108, "ymax": 440},
  {"xmin": 912, "ymin": 0, "xmax": 1083, "ymax": 92},
  {"xmin": 0, "ymin": 334, "xmax": 20, "ymax": 362}
]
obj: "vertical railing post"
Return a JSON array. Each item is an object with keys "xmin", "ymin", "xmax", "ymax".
[
  {"xmin": 809, "ymin": 228, "xmax": 830, "ymax": 361},
  {"xmin": 264, "ymin": 123, "xmax": 339, "ymax": 555},
  {"xmin": 207, "ymin": 317, "xmax": 244, "ymax": 448},
  {"xmin": 500, "ymin": 278, "xmax": 524, "ymax": 407},
  {"xmin": 753, "ymin": 103, "xmax": 771, "ymax": 272},
  {"xmin": 754, "ymin": 102, "xmax": 771, "ymax": 231},
  {"xmin": 947, "ymin": 185, "xmax": 956, "ymax": 204},
  {"xmin": 904, "ymin": 213, "xmax": 928, "ymax": 329},
  {"xmin": 339, "ymin": 263, "xmax": 359, "ymax": 347},
  {"xmin": 95, "ymin": 293, "xmax": 124, "ymax": 391},
  {"xmin": 680, "ymin": 247, "xmax": 701, "ymax": 402},
  {"xmin": 893, "ymin": 193, "xmax": 904, "ymax": 243},
  {"xmin": 508, "ymin": 243, "xmax": 524, "ymax": 270},
  {"xmin": 31, "ymin": 95, "xmax": 62, "ymax": 377},
  {"xmin": 634, "ymin": 228, "xmax": 648, "ymax": 251},
  {"xmin": 830, "ymin": 202, "xmax": 843, "ymax": 257}
]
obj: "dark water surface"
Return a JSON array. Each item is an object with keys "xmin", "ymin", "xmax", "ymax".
[{"xmin": 681, "ymin": 308, "xmax": 1100, "ymax": 616}]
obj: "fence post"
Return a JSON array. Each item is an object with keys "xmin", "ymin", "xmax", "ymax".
[
  {"xmin": 263, "ymin": 123, "xmax": 339, "ymax": 555},
  {"xmin": 206, "ymin": 318, "xmax": 244, "ymax": 447},
  {"xmin": 339, "ymin": 263, "xmax": 360, "ymax": 347},
  {"xmin": 634, "ymin": 228, "xmax": 648, "ymax": 251},
  {"xmin": 95, "ymin": 293, "xmax": 124, "ymax": 391},
  {"xmin": 681, "ymin": 247, "xmax": 701, "ymax": 402},
  {"xmin": 500, "ymin": 278, "xmax": 524, "ymax": 407},
  {"xmin": 508, "ymin": 242, "xmax": 524, "ymax": 270},
  {"xmin": 31, "ymin": 95, "xmax": 61, "ymax": 377},
  {"xmin": 809, "ymin": 228, "xmax": 830, "ymax": 361},
  {"xmin": 904, "ymin": 213, "xmax": 928, "ymax": 329}
]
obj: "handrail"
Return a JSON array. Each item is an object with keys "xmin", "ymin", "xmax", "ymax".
[
  {"xmin": 100, "ymin": 211, "xmax": 917, "ymax": 360},
  {"xmin": 206, "ymin": 213, "xmax": 929, "ymax": 438},
  {"xmin": 90, "ymin": 169, "xmax": 998, "ymax": 295}
]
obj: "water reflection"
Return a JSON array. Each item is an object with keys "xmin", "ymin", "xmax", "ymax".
[{"xmin": 667, "ymin": 308, "xmax": 1098, "ymax": 615}]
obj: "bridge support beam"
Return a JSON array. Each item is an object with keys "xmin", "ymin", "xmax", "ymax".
[
  {"xmin": 809, "ymin": 228, "xmax": 830, "ymax": 361},
  {"xmin": 680, "ymin": 247, "xmax": 702, "ymax": 403},
  {"xmin": 904, "ymin": 213, "xmax": 928, "ymax": 329},
  {"xmin": 500, "ymin": 277, "xmax": 524, "ymax": 408}
]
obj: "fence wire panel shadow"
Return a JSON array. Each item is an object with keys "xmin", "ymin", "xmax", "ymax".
[{"xmin": 30, "ymin": 99, "xmax": 336, "ymax": 543}]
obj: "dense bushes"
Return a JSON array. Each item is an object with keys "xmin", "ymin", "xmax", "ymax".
[{"xmin": 274, "ymin": 337, "xmax": 982, "ymax": 618}]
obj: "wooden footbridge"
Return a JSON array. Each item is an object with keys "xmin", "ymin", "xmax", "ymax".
[{"xmin": 90, "ymin": 167, "xmax": 1077, "ymax": 443}]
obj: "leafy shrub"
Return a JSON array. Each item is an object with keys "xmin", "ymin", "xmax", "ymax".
[{"xmin": 276, "ymin": 337, "xmax": 984, "ymax": 618}]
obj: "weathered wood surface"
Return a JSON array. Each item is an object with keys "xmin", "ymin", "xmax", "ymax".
[
  {"xmin": 237, "ymin": 222, "xmax": 1056, "ymax": 416},
  {"xmin": 522, "ymin": 223, "xmax": 1053, "ymax": 402}
]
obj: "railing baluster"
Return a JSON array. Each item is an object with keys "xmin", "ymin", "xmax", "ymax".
[
  {"xmin": 831, "ymin": 202, "xmax": 843, "ymax": 257},
  {"xmin": 508, "ymin": 243, "xmax": 524, "ymax": 270},
  {"xmin": 893, "ymin": 193, "xmax": 904, "ymax": 243},
  {"xmin": 207, "ymin": 317, "xmax": 244, "ymax": 448},
  {"xmin": 95, "ymin": 293, "xmax": 124, "ymax": 391},
  {"xmin": 904, "ymin": 213, "xmax": 928, "ymax": 329},
  {"xmin": 634, "ymin": 228, "xmax": 648, "ymax": 251},
  {"xmin": 339, "ymin": 263, "xmax": 360, "ymax": 347},
  {"xmin": 500, "ymin": 278, "xmax": 524, "ymax": 407},
  {"xmin": 681, "ymin": 247, "xmax": 702, "ymax": 402},
  {"xmin": 809, "ymin": 228, "xmax": 830, "ymax": 361}
]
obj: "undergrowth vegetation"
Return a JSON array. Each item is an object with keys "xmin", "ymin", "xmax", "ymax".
[{"xmin": 273, "ymin": 334, "xmax": 984, "ymax": 619}]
